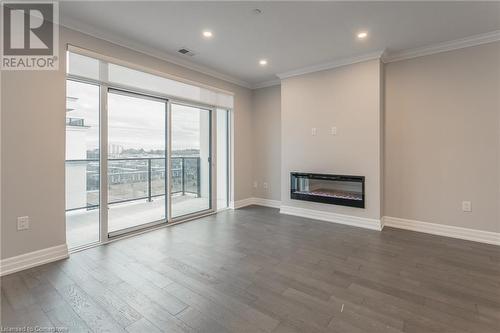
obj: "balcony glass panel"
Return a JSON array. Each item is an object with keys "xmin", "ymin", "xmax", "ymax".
[{"xmin": 65, "ymin": 80, "xmax": 100, "ymax": 249}]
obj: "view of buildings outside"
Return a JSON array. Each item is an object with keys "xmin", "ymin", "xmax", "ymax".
[{"xmin": 66, "ymin": 83, "xmax": 206, "ymax": 213}]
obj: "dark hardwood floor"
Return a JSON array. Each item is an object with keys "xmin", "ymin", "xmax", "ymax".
[{"xmin": 1, "ymin": 206, "xmax": 499, "ymax": 332}]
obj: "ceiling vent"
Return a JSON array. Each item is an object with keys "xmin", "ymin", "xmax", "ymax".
[{"xmin": 178, "ymin": 48, "xmax": 195, "ymax": 56}]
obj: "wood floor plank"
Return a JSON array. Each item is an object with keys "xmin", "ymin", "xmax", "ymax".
[
  {"xmin": 45, "ymin": 303, "xmax": 92, "ymax": 332},
  {"xmin": 125, "ymin": 318, "xmax": 162, "ymax": 333},
  {"xmin": 112, "ymin": 282, "xmax": 194, "ymax": 333},
  {"xmin": 59, "ymin": 261, "xmax": 143, "ymax": 327},
  {"xmin": 176, "ymin": 306, "xmax": 232, "ymax": 333},
  {"xmin": 169, "ymin": 273, "xmax": 280, "ymax": 332},
  {"xmin": 1, "ymin": 206, "xmax": 498, "ymax": 333},
  {"xmin": 57, "ymin": 283, "xmax": 125, "ymax": 332},
  {"xmin": 1, "ymin": 274, "xmax": 37, "ymax": 310},
  {"xmin": 164, "ymin": 282, "xmax": 265, "ymax": 333},
  {"xmin": 246, "ymin": 283, "xmax": 333, "ymax": 328}
]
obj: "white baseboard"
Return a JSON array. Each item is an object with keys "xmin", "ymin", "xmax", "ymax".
[
  {"xmin": 280, "ymin": 205, "xmax": 382, "ymax": 231},
  {"xmin": 252, "ymin": 198, "xmax": 282, "ymax": 208},
  {"xmin": 231, "ymin": 201, "xmax": 499, "ymax": 245},
  {"xmin": 0, "ymin": 244, "xmax": 69, "ymax": 276},
  {"xmin": 232, "ymin": 197, "xmax": 281, "ymax": 209},
  {"xmin": 383, "ymin": 216, "xmax": 500, "ymax": 246},
  {"xmin": 231, "ymin": 198, "xmax": 256, "ymax": 209}
]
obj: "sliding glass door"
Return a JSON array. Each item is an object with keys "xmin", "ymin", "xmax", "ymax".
[
  {"xmin": 171, "ymin": 104, "xmax": 211, "ymax": 218},
  {"xmin": 107, "ymin": 89, "xmax": 167, "ymax": 234},
  {"xmin": 65, "ymin": 81, "xmax": 220, "ymax": 248}
]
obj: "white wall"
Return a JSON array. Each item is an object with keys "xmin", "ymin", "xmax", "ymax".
[
  {"xmin": 2, "ymin": 68, "xmax": 67, "ymax": 259},
  {"xmin": 1, "ymin": 26, "xmax": 254, "ymax": 259},
  {"xmin": 280, "ymin": 59, "xmax": 383, "ymax": 220},
  {"xmin": 252, "ymin": 86, "xmax": 281, "ymax": 201},
  {"xmin": 385, "ymin": 42, "xmax": 500, "ymax": 233},
  {"xmin": 251, "ymin": 43, "xmax": 500, "ymax": 235}
]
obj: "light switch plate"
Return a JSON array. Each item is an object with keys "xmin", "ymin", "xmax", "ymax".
[
  {"xmin": 462, "ymin": 201, "xmax": 472, "ymax": 212},
  {"xmin": 311, "ymin": 128, "xmax": 317, "ymax": 136}
]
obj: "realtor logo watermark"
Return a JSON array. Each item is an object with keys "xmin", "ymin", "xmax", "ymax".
[{"xmin": 1, "ymin": 1, "xmax": 59, "ymax": 70}]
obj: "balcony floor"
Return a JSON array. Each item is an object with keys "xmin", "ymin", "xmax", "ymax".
[{"xmin": 66, "ymin": 195, "xmax": 209, "ymax": 249}]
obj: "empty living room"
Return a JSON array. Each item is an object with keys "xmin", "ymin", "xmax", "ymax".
[{"xmin": 1, "ymin": 1, "xmax": 500, "ymax": 332}]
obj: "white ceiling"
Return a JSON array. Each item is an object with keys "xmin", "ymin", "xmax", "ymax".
[{"xmin": 60, "ymin": 1, "xmax": 500, "ymax": 87}]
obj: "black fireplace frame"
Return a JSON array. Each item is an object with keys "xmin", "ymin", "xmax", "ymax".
[{"xmin": 290, "ymin": 172, "xmax": 365, "ymax": 208}]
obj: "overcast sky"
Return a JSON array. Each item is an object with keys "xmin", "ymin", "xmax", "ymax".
[{"xmin": 67, "ymin": 80, "xmax": 208, "ymax": 154}]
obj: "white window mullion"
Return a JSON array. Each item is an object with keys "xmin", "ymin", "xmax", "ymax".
[
  {"xmin": 166, "ymin": 100, "xmax": 172, "ymax": 222},
  {"xmin": 211, "ymin": 108, "xmax": 218, "ymax": 212},
  {"xmin": 99, "ymin": 59, "xmax": 109, "ymax": 242}
]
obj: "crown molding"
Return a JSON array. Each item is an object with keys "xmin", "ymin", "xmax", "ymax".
[
  {"xmin": 383, "ymin": 30, "xmax": 500, "ymax": 63},
  {"xmin": 59, "ymin": 17, "xmax": 500, "ymax": 90},
  {"xmin": 252, "ymin": 79, "xmax": 281, "ymax": 89},
  {"xmin": 276, "ymin": 50, "xmax": 385, "ymax": 80},
  {"xmin": 60, "ymin": 18, "xmax": 254, "ymax": 89}
]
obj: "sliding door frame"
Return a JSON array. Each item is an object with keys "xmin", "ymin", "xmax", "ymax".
[
  {"xmin": 66, "ymin": 73, "xmax": 224, "ymax": 248},
  {"xmin": 99, "ymin": 84, "xmax": 109, "ymax": 243},
  {"xmin": 169, "ymin": 101, "xmax": 216, "ymax": 223},
  {"xmin": 106, "ymin": 87, "xmax": 169, "ymax": 239},
  {"xmin": 217, "ymin": 108, "xmax": 231, "ymax": 211}
]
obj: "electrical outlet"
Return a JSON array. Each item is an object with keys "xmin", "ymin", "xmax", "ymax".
[
  {"xmin": 17, "ymin": 216, "xmax": 30, "ymax": 231},
  {"xmin": 263, "ymin": 182, "xmax": 268, "ymax": 189},
  {"xmin": 462, "ymin": 201, "xmax": 472, "ymax": 212},
  {"xmin": 253, "ymin": 181, "xmax": 258, "ymax": 188}
]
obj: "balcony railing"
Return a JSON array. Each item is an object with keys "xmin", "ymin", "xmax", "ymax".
[{"xmin": 65, "ymin": 157, "xmax": 201, "ymax": 211}]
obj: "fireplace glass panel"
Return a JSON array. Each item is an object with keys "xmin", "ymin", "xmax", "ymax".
[
  {"xmin": 290, "ymin": 173, "xmax": 365, "ymax": 208},
  {"xmin": 295, "ymin": 179, "xmax": 362, "ymax": 201}
]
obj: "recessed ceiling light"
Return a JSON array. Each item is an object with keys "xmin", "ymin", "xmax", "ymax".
[
  {"xmin": 357, "ymin": 31, "xmax": 368, "ymax": 39},
  {"xmin": 202, "ymin": 31, "xmax": 213, "ymax": 38},
  {"xmin": 259, "ymin": 59, "xmax": 268, "ymax": 66}
]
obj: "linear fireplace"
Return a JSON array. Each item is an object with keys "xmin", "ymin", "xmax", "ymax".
[{"xmin": 290, "ymin": 172, "xmax": 365, "ymax": 208}]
